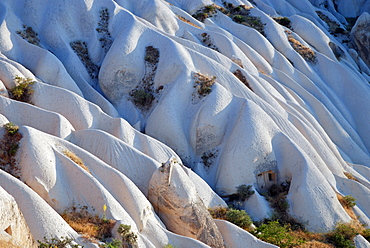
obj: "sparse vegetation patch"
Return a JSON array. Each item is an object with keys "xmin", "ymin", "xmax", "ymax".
[
  {"xmin": 253, "ymin": 221, "xmax": 305, "ymax": 248},
  {"xmin": 61, "ymin": 205, "xmax": 115, "ymax": 243},
  {"xmin": 286, "ymin": 32, "xmax": 317, "ymax": 63},
  {"xmin": 129, "ymin": 46, "xmax": 160, "ymax": 111},
  {"xmin": 201, "ymin": 149, "xmax": 218, "ymax": 169},
  {"xmin": 228, "ymin": 184, "xmax": 255, "ymax": 203},
  {"xmin": 16, "ymin": 25, "xmax": 40, "ymax": 46},
  {"xmin": 209, "ymin": 207, "xmax": 253, "ymax": 230},
  {"xmin": 0, "ymin": 122, "xmax": 22, "ymax": 179},
  {"xmin": 9, "ymin": 76, "xmax": 35, "ymax": 103},
  {"xmin": 222, "ymin": 3, "xmax": 265, "ymax": 35},
  {"xmin": 316, "ymin": 11, "xmax": 345, "ymax": 35},
  {"xmin": 273, "ymin": 17, "xmax": 291, "ymax": 29},
  {"xmin": 96, "ymin": 8, "xmax": 113, "ymax": 53},
  {"xmin": 192, "ymin": 4, "xmax": 223, "ymax": 22},
  {"xmin": 117, "ymin": 224, "xmax": 138, "ymax": 248},
  {"xmin": 233, "ymin": 69, "xmax": 252, "ymax": 91},
  {"xmin": 62, "ymin": 150, "xmax": 90, "ymax": 173},
  {"xmin": 177, "ymin": 15, "xmax": 201, "ymax": 29},
  {"xmin": 70, "ymin": 41, "xmax": 100, "ymax": 79},
  {"xmin": 200, "ymin": 33, "xmax": 219, "ymax": 52},
  {"xmin": 193, "ymin": 72, "xmax": 216, "ymax": 97},
  {"xmin": 37, "ymin": 236, "xmax": 82, "ymax": 248}
]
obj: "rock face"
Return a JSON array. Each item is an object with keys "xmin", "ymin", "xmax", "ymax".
[
  {"xmin": 148, "ymin": 158, "xmax": 225, "ymax": 248},
  {"xmin": 0, "ymin": 187, "xmax": 36, "ymax": 248},
  {"xmin": 351, "ymin": 12, "xmax": 370, "ymax": 68}
]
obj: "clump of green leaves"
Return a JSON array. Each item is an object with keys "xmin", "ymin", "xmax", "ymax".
[
  {"xmin": 273, "ymin": 17, "xmax": 291, "ymax": 29},
  {"xmin": 99, "ymin": 239, "xmax": 122, "ymax": 248},
  {"xmin": 37, "ymin": 236, "xmax": 82, "ymax": 248},
  {"xmin": 254, "ymin": 221, "xmax": 305, "ymax": 248},
  {"xmin": 226, "ymin": 209, "xmax": 253, "ymax": 229},
  {"xmin": 229, "ymin": 184, "xmax": 255, "ymax": 203},
  {"xmin": 130, "ymin": 89, "xmax": 154, "ymax": 108},
  {"xmin": 117, "ymin": 224, "xmax": 137, "ymax": 248},
  {"xmin": 4, "ymin": 122, "xmax": 19, "ymax": 135},
  {"xmin": 192, "ymin": 4, "xmax": 219, "ymax": 22},
  {"xmin": 10, "ymin": 76, "xmax": 35, "ymax": 103},
  {"xmin": 326, "ymin": 223, "xmax": 358, "ymax": 248},
  {"xmin": 209, "ymin": 207, "xmax": 253, "ymax": 230},
  {"xmin": 343, "ymin": 195, "xmax": 356, "ymax": 208}
]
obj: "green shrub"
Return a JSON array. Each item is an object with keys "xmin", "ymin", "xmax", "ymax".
[
  {"xmin": 343, "ymin": 195, "xmax": 356, "ymax": 208},
  {"xmin": 4, "ymin": 122, "xmax": 19, "ymax": 135},
  {"xmin": 99, "ymin": 239, "xmax": 122, "ymax": 248},
  {"xmin": 236, "ymin": 184, "xmax": 255, "ymax": 201},
  {"xmin": 10, "ymin": 76, "xmax": 35, "ymax": 103},
  {"xmin": 117, "ymin": 224, "xmax": 137, "ymax": 248},
  {"xmin": 233, "ymin": 15, "xmax": 245, "ymax": 23},
  {"xmin": 273, "ymin": 17, "xmax": 291, "ymax": 28},
  {"xmin": 225, "ymin": 209, "xmax": 253, "ymax": 229},
  {"xmin": 130, "ymin": 89, "xmax": 154, "ymax": 108},
  {"xmin": 327, "ymin": 223, "xmax": 358, "ymax": 248},
  {"xmin": 254, "ymin": 221, "xmax": 304, "ymax": 248},
  {"xmin": 362, "ymin": 229, "xmax": 370, "ymax": 242},
  {"xmin": 37, "ymin": 236, "xmax": 82, "ymax": 248}
]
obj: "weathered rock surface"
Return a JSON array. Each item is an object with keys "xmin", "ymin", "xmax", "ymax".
[
  {"xmin": 214, "ymin": 219, "xmax": 278, "ymax": 248},
  {"xmin": 148, "ymin": 158, "xmax": 225, "ymax": 248},
  {"xmin": 351, "ymin": 12, "xmax": 370, "ymax": 68},
  {"xmin": 0, "ymin": 187, "xmax": 36, "ymax": 248}
]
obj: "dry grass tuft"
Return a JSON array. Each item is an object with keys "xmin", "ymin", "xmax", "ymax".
[
  {"xmin": 337, "ymin": 194, "xmax": 359, "ymax": 222},
  {"xmin": 61, "ymin": 206, "xmax": 115, "ymax": 242},
  {"xmin": 62, "ymin": 150, "xmax": 90, "ymax": 173},
  {"xmin": 177, "ymin": 15, "xmax": 201, "ymax": 28},
  {"xmin": 193, "ymin": 72, "xmax": 216, "ymax": 97},
  {"xmin": 344, "ymin": 172, "xmax": 360, "ymax": 183},
  {"xmin": 287, "ymin": 34, "xmax": 316, "ymax": 63}
]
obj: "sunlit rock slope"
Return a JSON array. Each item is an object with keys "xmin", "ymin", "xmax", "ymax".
[{"xmin": 0, "ymin": 0, "xmax": 370, "ymax": 247}]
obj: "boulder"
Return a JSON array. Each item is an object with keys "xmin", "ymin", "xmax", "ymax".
[
  {"xmin": 351, "ymin": 12, "xmax": 370, "ymax": 68},
  {"xmin": 148, "ymin": 157, "xmax": 225, "ymax": 248},
  {"xmin": 0, "ymin": 186, "xmax": 36, "ymax": 248}
]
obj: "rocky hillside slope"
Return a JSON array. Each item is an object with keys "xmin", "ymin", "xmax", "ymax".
[{"xmin": 1, "ymin": 0, "xmax": 370, "ymax": 247}]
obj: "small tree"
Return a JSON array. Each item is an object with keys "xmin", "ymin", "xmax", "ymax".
[
  {"xmin": 225, "ymin": 209, "xmax": 252, "ymax": 229},
  {"xmin": 117, "ymin": 224, "xmax": 137, "ymax": 248}
]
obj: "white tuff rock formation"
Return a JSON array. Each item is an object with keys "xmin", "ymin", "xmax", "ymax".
[{"xmin": 0, "ymin": 0, "xmax": 370, "ymax": 247}]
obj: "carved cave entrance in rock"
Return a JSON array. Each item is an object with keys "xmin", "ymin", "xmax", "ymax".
[{"xmin": 257, "ymin": 170, "xmax": 277, "ymax": 192}]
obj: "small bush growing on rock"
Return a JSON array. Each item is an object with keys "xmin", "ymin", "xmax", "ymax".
[
  {"xmin": 193, "ymin": 72, "xmax": 216, "ymax": 97},
  {"xmin": 10, "ymin": 76, "xmax": 35, "ymax": 103},
  {"xmin": 343, "ymin": 195, "xmax": 356, "ymax": 208},
  {"xmin": 130, "ymin": 88, "xmax": 154, "ymax": 108},
  {"xmin": 209, "ymin": 207, "xmax": 253, "ymax": 230},
  {"xmin": 0, "ymin": 122, "xmax": 23, "ymax": 179},
  {"xmin": 326, "ymin": 223, "xmax": 358, "ymax": 248},
  {"xmin": 273, "ymin": 17, "xmax": 291, "ymax": 29},
  {"xmin": 229, "ymin": 184, "xmax": 255, "ymax": 202},
  {"xmin": 4, "ymin": 122, "xmax": 19, "ymax": 135},
  {"xmin": 226, "ymin": 209, "xmax": 253, "ymax": 229},
  {"xmin": 254, "ymin": 221, "xmax": 305, "ymax": 248},
  {"xmin": 117, "ymin": 224, "xmax": 137, "ymax": 248},
  {"xmin": 37, "ymin": 236, "xmax": 82, "ymax": 248},
  {"xmin": 99, "ymin": 239, "xmax": 122, "ymax": 248}
]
